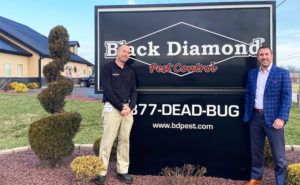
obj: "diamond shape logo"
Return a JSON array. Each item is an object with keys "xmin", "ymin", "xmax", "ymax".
[{"xmin": 104, "ymin": 22, "xmax": 265, "ymax": 77}]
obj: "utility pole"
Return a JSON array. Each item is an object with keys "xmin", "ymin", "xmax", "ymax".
[{"xmin": 298, "ymin": 75, "xmax": 300, "ymax": 108}]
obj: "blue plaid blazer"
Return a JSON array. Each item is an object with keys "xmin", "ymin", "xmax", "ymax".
[{"xmin": 243, "ymin": 65, "xmax": 292, "ymax": 127}]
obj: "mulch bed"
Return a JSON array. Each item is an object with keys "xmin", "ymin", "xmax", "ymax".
[{"xmin": 0, "ymin": 149, "xmax": 299, "ymax": 185}]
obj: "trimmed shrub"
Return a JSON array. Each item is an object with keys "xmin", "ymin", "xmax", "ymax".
[
  {"xmin": 264, "ymin": 137, "xmax": 273, "ymax": 167},
  {"xmin": 9, "ymin": 82, "xmax": 18, "ymax": 89},
  {"xmin": 93, "ymin": 136, "xmax": 117, "ymax": 161},
  {"xmin": 29, "ymin": 25, "xmax": 80, "ymax": 168},
  {"xmin": 29, "ymin": 112, "xmax": 81, "ymax": 168},
  {"xmin": 286, "ymin": 163, "xmax": 300, "ymax": 185},
  {"xmin": 48, "ymin": 26, "xmax": 70, "ymax": 63},
  {"xmin": 71, "ymin": 156, "xmax": 105, "ymax": 182},
  {"xmin": 38, "ymin": 77, "xmax": 73, "ymax": 113},
  {"xmin": 15, "ymin": 83, "xmax": 28, "ymax": 93},
  {"xmin": 27, "ymin": 82, "xmax": 39, "ymax": 89},
  {"xmin": 43, "ymin": 61, "xmax": 61, "ymax": 83}
]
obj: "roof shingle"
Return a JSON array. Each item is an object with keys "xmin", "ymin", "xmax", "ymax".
[{"xmin": 0, "ymin": 35, "xmax": 32, "ymax": 56}]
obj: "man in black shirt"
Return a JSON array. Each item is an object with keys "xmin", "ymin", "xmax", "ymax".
[{"xmin": 94, "ymin": 44, "xmax": 137, "ymax": 185}]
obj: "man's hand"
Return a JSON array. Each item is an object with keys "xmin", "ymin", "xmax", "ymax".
[
  {"xmin": 273, "ymin": 118, "xmax": 284, "ymax": 129},
  {"xmin": 121, "ymin": 106, "xmax": 131, "ymax": 116}
]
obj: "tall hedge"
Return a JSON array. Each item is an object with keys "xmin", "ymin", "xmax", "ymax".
[{"xmin": 28, "ymin": 26, "xmax": 81, "ymax": 168}]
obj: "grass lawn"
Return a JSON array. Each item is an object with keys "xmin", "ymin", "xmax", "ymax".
[
  {"xmin": 0, "ymin": 93, "xmax": 103, "ymax": 150},
  {"xmin": 284, "ymin": 102, "xmax": 300, "ymax": 145},
  {"xmin": 0, "ymin": 93, "xmax": 299, "ymax": 150}
]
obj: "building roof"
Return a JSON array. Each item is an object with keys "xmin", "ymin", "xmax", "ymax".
[
  {"xmin": 0, "ymin": 16, "xmax": 93, "ymax": 66},
  {"xmin": 0, "ymin": 35, "xmax": 32, "ymax": 56}
]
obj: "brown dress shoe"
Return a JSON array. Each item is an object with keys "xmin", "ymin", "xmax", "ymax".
[{"xmin": 243, "ymin": 179, "xmax": 263, "ymax": 185}]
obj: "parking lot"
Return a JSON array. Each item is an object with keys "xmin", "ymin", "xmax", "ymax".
[
  {"xmin": 27, "ymin": 85, "xmax": 102, "ymax": 99},
  {"xmin": 72, "ymin": 85, "xmax": 102, "ymax": 99}
]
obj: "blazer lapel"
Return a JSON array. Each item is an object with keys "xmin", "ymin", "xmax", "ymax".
[
  {"xmin": 252, "ymin": 68, "xmax": 259, "ymax": 95},
  {"xmin": 265, "ymin": 65, "xmax": 276, "ymax": 89}
]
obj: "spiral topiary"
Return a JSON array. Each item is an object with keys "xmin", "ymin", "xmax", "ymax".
[
  {"xmin": 28, "ymin": 25, "xmax": 81, "ymax": 168},
  {"xmin": 38, "ymin": 76, "xmax": 73, "ymax": 113}
]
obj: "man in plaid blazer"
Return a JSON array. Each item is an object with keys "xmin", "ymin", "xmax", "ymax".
[{"xmin": 243, "ymin": 47, "xmax": 292, "ymax": 185}]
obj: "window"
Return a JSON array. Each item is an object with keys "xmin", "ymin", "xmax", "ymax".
[
  {"xmin": 65, "ymin": 66, "xmax": 72, "ymax": 77},
  {"xmin": 83, "ymin": 69, "xmax": 86, "ymax": 76},
  {"xmin": 5, "ymin": 63, "xmax": 11, "ymax": 77},
  {"xmin": 88, "ymin": 71, "xmax": 91, "ymax": 76},
  {"xmin": 18, "ymin": 64, "xmax": 23, "ymax": 77}
]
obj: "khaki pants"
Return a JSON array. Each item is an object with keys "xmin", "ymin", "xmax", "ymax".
[{"xmin": 99, "ymin": 102, "xmax": 134, "ymax": 175}]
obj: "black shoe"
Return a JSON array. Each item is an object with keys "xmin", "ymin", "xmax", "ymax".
[
  {"xmin": 92, "ymin": 176, "xmax": 106, "ymax": 185},
  {"xmin": 116, "ymin": 173, "xmax": 133, "ymax": 184}
]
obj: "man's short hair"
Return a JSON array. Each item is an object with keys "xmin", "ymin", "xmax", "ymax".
[
  {"xmin": 257, "ymin": 46, "xmax": 273, "ymax": 54},
  {"xmin": 117, "ymin": 44, "xmax": 128, "ymax": 51}
]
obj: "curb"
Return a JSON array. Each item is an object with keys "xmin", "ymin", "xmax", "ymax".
[
  {"xmin": 0, "ymin": 144, "xmax": 93, "ymax": 156},
  {"xmin": 1, "ymin": 144, "xmax": 300, "ymax": 156},
  {"xmin": 292, "ymin": 145, "xmax": 300, "ymax": 151}
]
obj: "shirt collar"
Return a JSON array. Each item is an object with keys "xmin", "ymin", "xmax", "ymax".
[
  {"xmin": 114, "ymin": 60, "xmax": 128, "ymax": 70},
  {"xmin": 259, "ymin": 63, "xmax": 272, "ymax": 73}
]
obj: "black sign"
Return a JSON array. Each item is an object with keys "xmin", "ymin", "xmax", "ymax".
[
  {"xmin": 95, "ymin": 1, "xmax": 275, "ymax": 180},
  {"xmin": 129, "ymin": 92, "xmax": 250, "ymax": 180},
  {"xmin": 95, "ymin": 2, "xmax": 275, "ymax": 91}
]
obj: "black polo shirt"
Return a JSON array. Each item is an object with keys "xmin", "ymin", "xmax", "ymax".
[{"xmin": 102, "ymin": 60, "xmax": 137, "ymax": 111}]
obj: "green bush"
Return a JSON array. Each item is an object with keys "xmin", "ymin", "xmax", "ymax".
[
  {"xmin": 29, "ymin": 25, "xmax": 81, "ymax": 168},
  {"xmin": 28, "ymin": 112, "xmax": 81, "ymax": 168},
  {"xmin": 43, "ymin": 61, "xmax": 61, "ymax": 83},
  {"xmin": 9, "ymin": 82, "xmax": 18, "ymax": 89},
  {"xmin": 15, "ymin": 83, "xmax": 28, "ymax": 93},
  {"xmin": 264, "ymin": 137, "xmax": 273, "ymax": 167},
  {"xmin": 286, "ymin": 163, "xmax": 300, "ymax": 185},
  {"xmin": 48, "ymin": 26, "xmax": 70, "ymax": 63},
  {"xmin": 93, "ymin": 136, "xmax": 117, "ymax": 161},
  {"xmin": 27, "ymin": 82, "xmax": 39, "ymax": 89},
  {"xmin": 71, "ymin": 156, "xmax": 105, "ymax": 183},
  {"xmin": 38, "ymin": 77, "xmax": 73, "ymax": 114}
]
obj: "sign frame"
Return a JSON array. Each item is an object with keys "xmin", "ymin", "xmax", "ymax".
[{"xmin": 95, "ymin": 1, "xmax": 276, "ymax": 93}]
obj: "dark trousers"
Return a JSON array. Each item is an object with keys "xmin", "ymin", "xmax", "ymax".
[{"xmin": 249, "ymin": 111, "xmax": 286, "ymax": 185}]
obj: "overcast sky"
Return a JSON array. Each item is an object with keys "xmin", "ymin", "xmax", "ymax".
[{"xmin": 0, "ymin": 0, "xmax": 299, "ymax": 69}]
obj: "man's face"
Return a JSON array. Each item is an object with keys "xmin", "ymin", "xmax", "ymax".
[
  {"xmin": 257, "ymin": 48, "xmax": 273, "ymax": 69},
  {"xmin": 116, "ymin": 45, "xmax": 130, "ymax": 63}
]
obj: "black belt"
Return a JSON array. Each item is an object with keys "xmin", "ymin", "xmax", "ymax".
[
  {"xmin": 254, "ymin": 108, "xmax": 264, "ymax": 114},
  {"xmin": 120, "ymin": 100, "xmax": 129, "ymax": 103}
]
